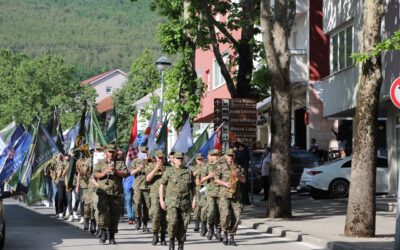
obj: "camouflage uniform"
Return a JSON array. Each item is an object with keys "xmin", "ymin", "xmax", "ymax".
[
  {"xmin": 216, "ymin": 161, "xmax": 244, "ymax": 236},
  {"xmin": 206, "ymin": 163, "xmax": 221, "ymax": 229},
  {"xmin": 192, "ymin": 164, "xmax": 203, "ymax": 222},
  {"xmin": 132, "ymin": 158, "xmax": 151, "ymax": 228},
  {"xmin": 94, "ymin": 159, "xmax": 128, "ymax": 234},
  {"xmin": 160, "ymin": 163, "xmax": 195, "ymax": 243}
]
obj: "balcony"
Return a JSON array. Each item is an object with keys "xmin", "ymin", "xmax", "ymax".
[{"xmin": 290, "ymin": 49, "xmax": 308, "ymax": 83}]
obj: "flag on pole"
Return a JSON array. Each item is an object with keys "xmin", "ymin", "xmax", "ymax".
[
  {"xmin": 47, "ymin": 107, "xmax": 65, "ymax": 154},
  {"xmin": 171, "ymin": 118, "xmax": 193, "ymax": 154},
  {"xmin": 66, "ymin": 104, "xmax": 87, "ymax": 190},
  {"xmin": 198, "ymin": 123, "xmax": 223, "ymax": 160},
  {"xmin": 187, "ymin": 125, "xmax": 209, "ymax": 162},
  {"xmin": 105, "ymin": 105, "xmax": 117, "ymax": 143},
  {"xmin": 0, "ymin": 121, "xmax": 17, "ymax": 145},
  {"xmin": 88, "ymin": 107, "xmax": 107, "ymax": 150},
  {"xmin": 125, "ymin": 114, "xmax": 138, "ymax": 168},
  {"xmin": 155, "ymin": 117, "xmax": 169, "ymax": 155},
  {"xmin": 141, "ymin": 106, "xmax": 159, "ymax": 153}
]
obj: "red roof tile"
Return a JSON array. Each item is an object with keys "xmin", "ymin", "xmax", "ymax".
[
  {"xmin": 96, "ymin": 96, "xmax": 113, "ymax": 114},
  {"xmin": 81, "ymin": 69, "xmax": 116, "ymax": 86}
]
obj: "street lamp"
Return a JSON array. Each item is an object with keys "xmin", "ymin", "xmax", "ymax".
[{"xmin": 156, "ymin": 56, "xmax": 172, "ymax": 122}]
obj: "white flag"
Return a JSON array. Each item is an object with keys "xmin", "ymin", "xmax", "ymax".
[{"xmin": 171, "ymin": 118, "xmax": 193, "ymax": 153}]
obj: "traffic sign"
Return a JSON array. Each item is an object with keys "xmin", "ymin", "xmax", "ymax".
[{"xmin": 390, "ymin": 77, "xmax": 400, "ymax": 109}]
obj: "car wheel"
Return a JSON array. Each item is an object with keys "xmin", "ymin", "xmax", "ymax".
[
  {"xmin": 329, "ymin": 178, "xmax": 349, "ymax": 198},
  {"xmin": 0, "ymin": 219, "xmax": 5, "ymax": 249}
]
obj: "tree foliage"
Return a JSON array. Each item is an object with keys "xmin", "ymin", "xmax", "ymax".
[
  {"xmin": 0, "ymin": 0, "xmax": 163, "ymax": 79},
  {"xmin": 113, "ymin": 49, "xmax": 160, "ymax": 144},
  {"xmin": 0, "ymin": 49, "xmax": 96, "ymax": 129}
]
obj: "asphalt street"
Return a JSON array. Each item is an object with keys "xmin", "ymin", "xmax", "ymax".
[{"xmin": 3, "ymin": 199, "xmax": 325, "ymax": 250}]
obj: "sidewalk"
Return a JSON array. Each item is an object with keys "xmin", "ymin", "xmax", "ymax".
[{"xmin": 240, "ymin": 193, "xmax": 395, "ymax": 250}]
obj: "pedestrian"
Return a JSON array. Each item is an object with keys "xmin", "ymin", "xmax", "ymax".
[
  {"xmin": 234, "ymin": 142, "xmax": 251, "ymax": 205},
  {"xmin": 94, "ymin": 144, "xmax": 128, "ymax": 244},
  {"xmin": 215, "ymin": 148, "xmax": 246, "ymax": 246},
  {"xmin": 308, "ymin": 138, "xmax": 319, "ymax": 155},
  {"xmin": 332, "ymin": 121, "xmax": 352, "ymax": 158},
  {"xmin": 123, "ymin": 147, "xmax": 136, "ymax": 226},
  {"xmin": 159, "ymin": 152, "xmax": 196, "ymax": 250},
  {"xmin": 260, "ymin": 147, "xmax": 271, "ymax": 201},
  {"xmin": 56, "ymin": 154, "xmax": 68, "ymax": 219},
  {"xmin": 146, "ymin": 150, "xmax": 167, "ymax": 246},
  {"xmin": 131, "ymin": 146, "xmax": 151, "ymax": 231}
]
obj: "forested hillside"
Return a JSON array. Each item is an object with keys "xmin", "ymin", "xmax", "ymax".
[{"xmin": 0, "ymin": 0, "xmax": 163, "ymax": 78}]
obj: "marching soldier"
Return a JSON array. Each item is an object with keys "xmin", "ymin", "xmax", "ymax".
[
  {"xmin": 201, "ymin": 149, "xmax": 222, "ymax": 241},
  {"xmin": 94, "ymin": 144, "xmax": 128, "ymax": 244},
  {"xmin": 215, "ymin": 148, "xmax": 246, "ymax": 246},
  {"xmin": 192, "ymin": 153, "xmax": 205, "ymax": 232},
  {"xmin": 131, "ymin": 146, "xmax": 151, "ymax": 231},
  {"xmin": 159, "ymin": 152, "xmax": 196, "ymax": 250},
  {"xmin": 198, "ymin": 153, "xmax": 210, "ymax": 237},
  {"xmin": 76, "ymin": 157, "xmax": 92, "ymax": 231},
  {"xmin": 146, "ymin": 150, "xmax": 168, "ymax": 245}
]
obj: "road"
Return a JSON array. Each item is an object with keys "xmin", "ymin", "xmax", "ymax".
[{"xmin": 3, "ymin": 199, "xmax": 324, "ymax": 250}]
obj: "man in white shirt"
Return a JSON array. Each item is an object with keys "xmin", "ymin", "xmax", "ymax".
[{"xmin": 260, "ymin": 147, "xmax": 271, "ymax": 201}]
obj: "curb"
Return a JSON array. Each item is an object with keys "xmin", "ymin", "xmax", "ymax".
[{"xmin": 239, "ymin": 219, "xmax": 392, "ymax": 250}]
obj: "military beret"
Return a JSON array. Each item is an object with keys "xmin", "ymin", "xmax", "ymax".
[
  {"xmin": 95, "ymin": 143, "xmax": 104, "ymax": 150},
  {"xmin": 225, "ymin": 148, "xmax": 235, "ymax": 155},
  {"xmin": 155, "ymin": 150, "xmax": 165, "ymax": 158},
  {"xmin": 174, "ymin": 152, "xmax": 185, "ymax": 159},
  {"xmin": 209, "ymin": 149, "xmax": 221, "ymax": 155},
  {"xmin": 195, "ymin": 153, "xmax": 204, "ymax": 159},
  {"xmin": 139, "ymin": 146, "xmax": 149, "ymax": 153},
  {"xmin": 107, "ymin": 144, "xmax": 116, "ymax": 152}
]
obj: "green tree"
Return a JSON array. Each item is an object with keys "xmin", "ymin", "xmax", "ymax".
[
  {"xmin": 113, "ymin": 49, "xmax": 160, "ymax": 144},
  {"xmin": 0, "ymin": 49, "xmax": 96, "ymax": 129}
]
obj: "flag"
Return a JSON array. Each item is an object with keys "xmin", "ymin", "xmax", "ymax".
[
  {"xmin": 63, "ymin": 125, "xmax": 79, "ymax": 154},
  {"xmin": 171, "ymin": 118, "xmax": 193, "ymax": 154},
  {"xmin": 187, "ymin": 125, "xmax": 209, "ymax": 161},
  {"xmin": 141, "ymin": 106, "xmax": 159, "ymax": 153},
  {"xmin": 66, "ymin": 104, "xmax": 87, "ymax": 190},
  {"xmin": 47, "ymin": 107, "xmax": 65, "ymax": 155},
  {"xmin": 198, "ymin": 123, "xmax": 223, "ymax": 160},
  {"xmin": 0, "ymin": 124, "xmax": 25, "ymax": 159},
  {"xmin": 88, "ymin": 107, "xmax": 107, "ymax": 150},
  {"xmin": 0, "ymin": 121, "xmax": 17, "ymax": 145},
  {"xmin": 126, "ymin": 114, "xmax": 138, "ymax": 168},
  {"xmin": 0, "ymin": 132, "xmax": 32, "ymax": 183},
  {"xmin": 105, "ymin": 105, "xmax": 117, "ymax": 143},
  {"xmin": 155, "ymin": 117, "xmax": 169, "ymax": 155}
]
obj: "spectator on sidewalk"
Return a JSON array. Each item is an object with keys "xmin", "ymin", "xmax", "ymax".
[
  {"xmin": 260, "ymin": 147, "xmax": 271, "ymax": 201},
  {"xmin": 308, "ymin": 138, "xmax": 319, "ymax": 155},
  {"xmin": 234, "ymin": 142, "xmax": 251, "ymax": 205}
]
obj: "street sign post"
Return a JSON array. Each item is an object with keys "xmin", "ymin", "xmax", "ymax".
[{"xmin": 391, "ymin": 77, "xmax": 400, "ymax": 250}]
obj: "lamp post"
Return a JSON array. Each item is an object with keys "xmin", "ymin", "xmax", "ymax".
[{"xmin": 155, "ymin": 56, "xmax": 172, "ymax": 123}]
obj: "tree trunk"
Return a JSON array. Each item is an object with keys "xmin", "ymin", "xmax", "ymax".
[
  {"xmin": 344, "ymin": 0, "xmax": 384, "ymax": 237},
  {"xmin": 260, "ymin": 0, "xmax": 295, "ymax": 218}
]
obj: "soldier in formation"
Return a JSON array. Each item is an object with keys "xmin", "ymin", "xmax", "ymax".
[
  {"xmin": 192, "ymin": 153, "xmax": 205, "ymax": 233},
  {"xmin": 146, "ymin": 150, "xmax": 168, "ymax": 245},
  {"xmin": 215, "ymin": 148, "xmax": 246, "ymax": 246},
  {"xmin": 94, "ymin": 144, "xmax": 128, "ymax": 244},
  {"xmin": 159, "ymin": 152, "xmax": 196, "ymax": 250},
  {"xmin": 131, "ymin": 146, "xmax": 151, "ymax": 231}
]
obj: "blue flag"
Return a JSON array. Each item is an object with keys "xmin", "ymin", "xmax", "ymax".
[
  {"xmin": 0, "ymin": 132, "xmax": 32, "ymax": 183},
  {"xmin": 0, "ymin": 125, "xmax": 25, "ymax": 168}
]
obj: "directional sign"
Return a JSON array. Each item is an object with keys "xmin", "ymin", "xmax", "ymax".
[{"xmin": 390, "ymin": 77, "xmax": 400, "ymax": 109}]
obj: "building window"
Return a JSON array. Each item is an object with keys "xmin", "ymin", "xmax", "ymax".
[
  {"xmin": 106, "ymin": 86, "xmax": 113, "ymax": 94},
  {"xmin": 331, "ymin": 26, "xmax": 353, "ymax": 73},
  {"xmin": 213, "ymin": 57, "xmax": 228, "ymax": 90}
]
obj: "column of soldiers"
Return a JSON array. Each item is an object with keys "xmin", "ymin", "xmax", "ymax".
[{"xmin": 48, "ymin": 143, "xmax": 246, "ymax": 248}]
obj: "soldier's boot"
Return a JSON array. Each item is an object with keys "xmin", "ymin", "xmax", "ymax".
[
  {"xmin": 206, "ymin": 224, "xmax": 214, "ymax": 240},
  {"xmin": 90, "ymin": 219, "xmax": 96, "ymax": 234},
  {"xmin": 83, "ymin": 218, "xmax": 89, "ymax": 231},
  {"xmin": 222, "ymin": 232, "xmax": 229, "ymax": 245},
  {"xmin": 134, "ymin": 219, "xmax": 142, "ymax": 230},
  {"xmin": 194, "ymin": 220, "xmax": 200, "ymax": 232},
  {"xmin": 99, "ymin": 229, "xmax": 107, "ymax": 244},
  {"xmin": 169, "ymin": 238, "xmax": 175, "ymax": 250},
  {"xmin": 229, "ymin": 235, "xmax": 237, "ymax": 246},
  {"xmin": 142, "ymin": 220, "xmax": 150, "ymax": 233},
  {"xmin": 160, "ymin": 231, "xmax": 167, "ymax": 245},
  {"xmin": 177, "ymin": 241, "xmax": 184, "ymax": 250},
  {"xmin": 152, "ymin": 232, "xmax": 159, "ymax": 245},
  {"xmin": 200, "ymin": 222, "xmax": 207, "ymax": 237},
  {"xmin": 215, "ymin": 228, "xmax": 222, "ymax": 241},
  {"xmin": 109, "ymin": 231, "xmax": 117, "ymax": 245}
]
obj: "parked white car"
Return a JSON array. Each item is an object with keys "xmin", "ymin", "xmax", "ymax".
[{"xmin": 299, "ymin": 156, "xmax": 389, "ymax": 199}]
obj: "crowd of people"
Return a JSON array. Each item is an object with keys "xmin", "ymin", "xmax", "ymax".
[{"xmin": 41, "ymin": 144, "xmax": 248, "ymax": 250}]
